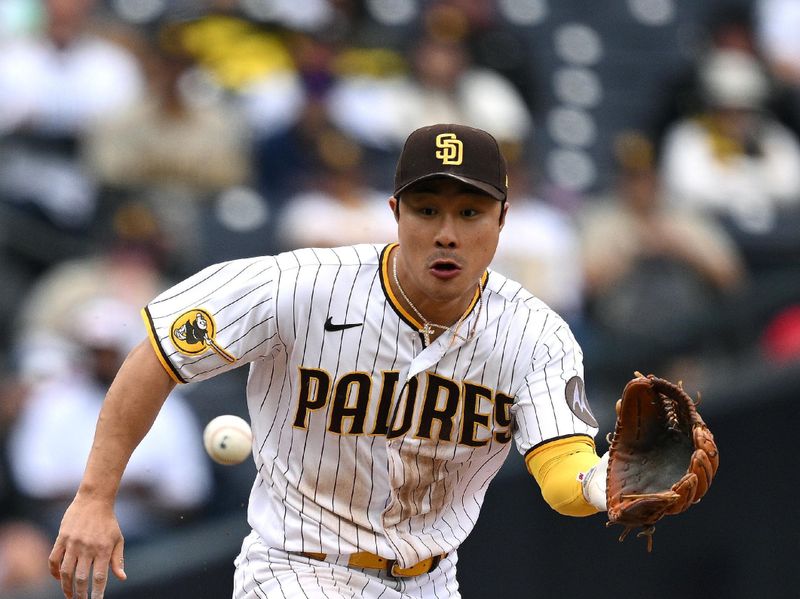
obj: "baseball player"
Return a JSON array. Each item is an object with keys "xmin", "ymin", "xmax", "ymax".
[{"xmin": 49, "ymin": 124, "xmax": 610, "ymax": 599}]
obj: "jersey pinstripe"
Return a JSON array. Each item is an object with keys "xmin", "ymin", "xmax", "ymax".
[
  {"xmin": 233, "ymin": 531, "xmax": 461, "ymax": 599},
  {"xmin": 143, "ymin": 243, "xmax": 597, "ymax": 569}
]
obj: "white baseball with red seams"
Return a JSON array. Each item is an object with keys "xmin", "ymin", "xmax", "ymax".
[{"xmin": 203, "ymin": 414, "xmax": 253, "ymax": 465}]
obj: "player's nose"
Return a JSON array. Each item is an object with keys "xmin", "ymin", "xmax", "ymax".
[{"xmin": 433, "ymin": 215, "xmax": 459, "ymax": 248}]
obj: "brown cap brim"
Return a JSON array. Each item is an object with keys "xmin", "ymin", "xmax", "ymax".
[{"xmin": 393, "ymin": 172, "xmax": 506, "ymax": 201}]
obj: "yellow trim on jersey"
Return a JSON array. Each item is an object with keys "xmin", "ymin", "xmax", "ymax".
[
  {"xmin": 525, "ymin": 435, "xmax": 600, "ymax": 517},
  {"xmin": 140, "ymin": 308, "xmax": 185, "ymax": 385},
  {"xmin": 380, "ymin": 243, "xmax": 488, "ymax": 333},
  {"xmin": 382, "ymin": 243, "xmax": 421, "ymax": 327}
]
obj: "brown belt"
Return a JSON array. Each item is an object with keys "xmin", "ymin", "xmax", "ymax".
[{"xmin": 300, "ymin": 551, "xmax": 444, "ymax": 578}]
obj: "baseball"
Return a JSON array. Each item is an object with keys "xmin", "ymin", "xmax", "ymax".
[{"xmin": 203, "ymin": 415, "xmax": 253, "ymax": 465}]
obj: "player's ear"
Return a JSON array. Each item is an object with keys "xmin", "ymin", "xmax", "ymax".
[
  {"xmin": 389, "ymin": 196, "xmax": 400, "ymax": 222},
  {"xmin": 499, "ymin": 200, "xmax": 509, "ymax": 229}
]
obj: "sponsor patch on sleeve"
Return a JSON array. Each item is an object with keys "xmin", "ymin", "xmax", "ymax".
[{"xmin": 565, "ymin": 376, "xmax": 598, "ymax": 427}]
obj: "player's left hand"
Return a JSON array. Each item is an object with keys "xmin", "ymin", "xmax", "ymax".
[
  {"xmin": 604, "ymin": 372, "xmax": 719, "ymax": 551},
  {"xmin": 48, "ymin": 493, "xmax": 126, "ymax": 599}
]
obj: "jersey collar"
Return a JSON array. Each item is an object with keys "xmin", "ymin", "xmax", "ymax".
[{"xmin": 378, "ymin": 242, "xmax": 488, "ymax": 338}]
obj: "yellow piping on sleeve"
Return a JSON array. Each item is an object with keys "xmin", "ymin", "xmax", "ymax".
[
  {"xmin": 141, "ymin": 308, "xmax": 185, "ymax": 385},
  {"xmin": 525, "ymin": 435, "xmax": 601, "ymax": 517}
]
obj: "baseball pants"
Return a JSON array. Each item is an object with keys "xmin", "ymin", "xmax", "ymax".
[{"xmin": 233, "ymin": 530, "xmax": 461, "ymax": 599}]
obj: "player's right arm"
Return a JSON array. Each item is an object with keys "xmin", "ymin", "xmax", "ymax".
[{"xmin": 49, "ymin": 339, "xmax": 176, "ymax": 599}]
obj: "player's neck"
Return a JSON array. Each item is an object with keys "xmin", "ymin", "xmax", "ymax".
[{"xmin": 390, "ymin": 247, "xmax": 479, "ymax": 344}]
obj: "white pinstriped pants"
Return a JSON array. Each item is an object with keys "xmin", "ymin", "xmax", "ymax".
[{"xmin": 233, "ymin": 530, "xmax": 461, "ymax": 599}]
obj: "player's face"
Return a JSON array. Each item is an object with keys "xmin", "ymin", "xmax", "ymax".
[{"xmin": 390, "ymin": 178, "xmax": 506, "ymax": 314}]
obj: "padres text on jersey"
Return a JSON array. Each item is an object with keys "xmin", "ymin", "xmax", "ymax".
[{"xmin": 142, "ymin": 243, "xmax": 597, "ymax": 568}]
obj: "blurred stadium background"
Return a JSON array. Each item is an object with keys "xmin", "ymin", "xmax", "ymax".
[{"xmin": 1, "ymin": 0, "xmax": 799, "ymax": 597}]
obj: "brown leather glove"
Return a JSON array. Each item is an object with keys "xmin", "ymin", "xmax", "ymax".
[{"xmin": 606, "ymin": 372, "xmax": 719, "ymax": 551}]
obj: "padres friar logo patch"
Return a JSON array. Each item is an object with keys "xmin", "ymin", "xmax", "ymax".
[
  {"xmin": 435, "ymin": 133, "xmax": 463, "ymax": 165},
  {"xmin": 170, "ymin": 309, "xmax": 236, "ymax": 363},
  {"xmin": 565, "ymin": 376, "xmax": 598, "ymax": 427}
]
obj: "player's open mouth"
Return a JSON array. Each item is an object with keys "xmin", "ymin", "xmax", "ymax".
[{"xmin": 429, "ymin": 260, "xmax": 461, "ymax": 279}]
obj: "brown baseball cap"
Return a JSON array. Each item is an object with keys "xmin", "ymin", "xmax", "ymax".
[{"xmin": 393, "ymin": 123, "xmax": 508, "ymax": 201}]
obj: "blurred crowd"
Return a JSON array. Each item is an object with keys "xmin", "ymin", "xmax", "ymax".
[{"xmin": 1, "ymin": 0, "xmax": 800, "ymax": 594}]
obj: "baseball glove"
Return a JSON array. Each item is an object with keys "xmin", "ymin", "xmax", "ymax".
[{"xmin": 605, "ymin": 372, "xmax": 719, "ymax": 552}]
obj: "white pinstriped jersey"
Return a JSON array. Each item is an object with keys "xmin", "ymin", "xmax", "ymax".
[{"xmin": 143, "ymin": 243, "xmax": 598, "ymax": 568}]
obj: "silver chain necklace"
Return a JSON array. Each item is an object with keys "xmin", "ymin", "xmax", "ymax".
[{"xmin": 392, "ymin": 251, "xmax": 482, "ymax": 346}]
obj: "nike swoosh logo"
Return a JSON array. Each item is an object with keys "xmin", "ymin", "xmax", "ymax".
[{"xmin": 324, "ymin": 317, "xmax": 363, "ymax": 332}]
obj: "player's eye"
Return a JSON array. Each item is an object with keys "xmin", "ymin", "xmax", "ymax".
[
  {"xmin": 419, "ymin": 207, "xmax": 437, "ymax": 216},
  {"xmin": 461, "ymin": 208, "xmax": 479, "ymax": 218}
]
